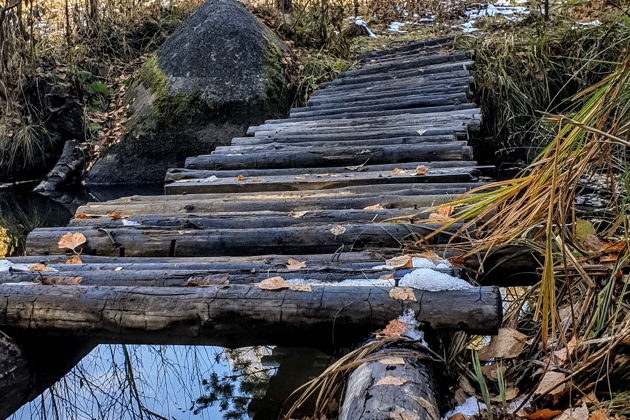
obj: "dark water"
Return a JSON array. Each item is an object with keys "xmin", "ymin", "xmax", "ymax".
[{"xmin": 0, "ymin": 186, "xmax": 332, "ymax": 420}]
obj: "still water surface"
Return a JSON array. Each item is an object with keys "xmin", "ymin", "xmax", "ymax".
[{"xmin": 0, "ymin": 186, "xmax": 331, "ymax": 420}]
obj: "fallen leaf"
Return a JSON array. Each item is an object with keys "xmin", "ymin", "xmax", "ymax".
[
  {"xmin": 534, "ymin": 371, "xmax": 567, "ymax": 401},
  {"xmin": 583, "ymin": 234, "xmax": 604, "ymax": 252},
  {"xmin": 65, "ymin": 256, "xmax": 83, "ymax": 264},
  {"xmin": 478, "ymin": 328, "xmax": 528, "ymax": 360},
  {"xmin": 363, "ymin": 204, "xmax": 385, "ymax": 210},
  {"xmin": 381, "ymin": 319, "xmax": 407, "ymax": 337},
  {"xmin": 413, "ymin": 251, "xmax": 440, "ymax": 261},
  {"xmin": 185, "ymin": 273, "xmax": 229, "ymax": 287},
  {"xmin": 114, "ymin": 267, "xmax": 123, "ymax": 271},
  {"xmin": 288, "ymin": 210, "xmax": 309, "ymax": 218},
  {"xmin": 379, "ymin": 273, "xmax": 395, "ymax": 280},
  {"xmin": 490, "ymin": 387, "xmax": 519, "ymax": 402},
  {"xmin": 579, "ymin": 392, "xmax": 599, "ymax": 407},
  {"xmin": 379, "ymin": 356, "xmax": 405, "ymax": 365},
  {"xmin": 29, "ymin": 263, "xmax": 54, "ymax": 272},
  {"xmin": 106, "ymin": 213, "xmax": 129, "ymax": 219},
  {"xmin": 437, "ymin": 205, "xmax": 454, "ymax": 217},
  {"xmin": 330, "ymin": 225, "xmax": 346, "ymax": 236},
  {"xmin": 428, "ymin": 213, "xmax": 455, "ymax": 223},
  {"xmin": 235, "ymin": 174, "xmax": 247, "ymax": 180},
  {"xmin": 385, "ymin": 255, "xmax": 413, "ymax": 269},
  {"xmin": 289, "ymin": 284, "xmax": 313, "ymax": 292},
  {"xmin": 74, "ymin": 213, "xmax": 99, "ymax": 219},
  {"xmin": 600, "ymin": 254, "xmax": 618, "ymax": 263},
  {"xmin": 481, "ymin": 363, "xmax": 499, "ymax": 380},
  {"xmin": 587, "ymin": 409, "xmax": 608, "ymax": 420},
  {"xmin": 390, "ymin": 168, "xmax": 407, "ymax": 175},
  {"xmin": 257, "ymin": 276, "xmax": 288, "ymax": 290},
  {"xmin": 389, "ymin": 287, "xmax": 417, "ymax": 302},
  {"xmin": 415, "ymin": 165, "xmax": 429, "ymax": 176},
  {"xmin": 555, "ymin": 405, "xmax": 588, "ymax": 420},
  {"xmin": 602, "ymin": 241, "xmax": 626, "ymax": 253},
  {"xmin": 525, "ymin": 408, "xmax": 563, "ymax": 420},
  {"xmin": 57, "ymin": 232, "xmax": 87, "ymax": 251},
  {"xmin": 41, "ymin": 276, "xmax": 82, "ymax": 285},
  {"xmin": 286, "ymin": 258, "xmax": 307, "ymax": 270},
  {"xmin": 375, "ymin": 376, "xmax": 407, "ymax": 386},
  {"xmin": 448, "ymin": 414, "xmax": 466, "ymax": 420}
]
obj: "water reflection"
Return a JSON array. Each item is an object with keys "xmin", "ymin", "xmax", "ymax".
[{"xmin": 10, "ymin": 345, "xmax": 332, "ymax": 420}]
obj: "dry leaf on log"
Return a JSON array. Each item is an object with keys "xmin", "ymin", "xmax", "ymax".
[
  {"xmin": 57, "ymin": 232, "xmax": 87, "ymax": 251},
  {"xmin": 330, "ymin": 225, "xmax": 346, "ymax": 236},
  {"xmin": 41, "ymin": 276, "xmax": 82, "ymax": 285},
  {"xmin": 364, "ymin": 204, "xmax": 385, "ymax": 210},
  {"xmin": 385, "ymin": 255, "xmax": 413, "ymax": 269},
  {"xmin": 375, "ymin": 376, "xmax": 407, "ymax": 386},
  {"xmin": 288, "ymin": 284, "xmax": 313, "ymax": 292},
  {"xmin": 29, "ymin": 264, "xmax": 54, "ymax": 272},
  {"xmin": 65, "ymin": 256, "xmax": 83, "ymax": 264},
  {"xmin": 286, "ymin": 258, "xmax": 307, "ymax": 270},
  {"xmin": 106, "ymin": 213, "xmax": 129, "ymax": 219},
  {"xmin": 379, "ymin": 273, "xmax": 395, "ymax": 280},
  {"xmin": 478, "ymin": 328, "xmax": 528, "ymax": 360},
  {"xmin": 391, "ymin": 168, "xmax": 407, "ymax": 175},
  {"xmin": 380, "ymin": 319, "xmax": 407, "ymax": 337},
  {"xmin": 389, "ymin": 287, "xmax": 417, "ymax": 302},
  {"xmin": 235, "ymin": 175, "xmax": 246, "ymax": 180},
  {"xmin": 415, "ymin": 165, "xmax": 429, "ymax": 176},
  {"xmin": 74, "ymin": 213, "xmax": 99, "ymax": 219},
  {"xmin": 288, "ymin": 210, "xmax": 309, "ymax": 218},
  {"xmin": 185, "ymin": 273, "xmax": 229, "ymax": 287},
  {"xmin": 257, "ymin": 277, "xmax": 288, "ymax": 290}
]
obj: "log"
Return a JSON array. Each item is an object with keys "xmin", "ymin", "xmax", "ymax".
[
  {"xmin": 67, "ymin": 209, "xmax": 423, "ymax": 229},
  {"xmin": 0, "ymin": 335, "xmax": 94, "ymax": 419},
  {"xmin": 248, "ymin": 127, "xmax": 469, "ymax": 142},
  {"xmin": 340, "ymin": 51, "xmax": 472, "ymax": 78},
  {"xmin": 307, "ymin": 84, "xmax": 470, "ymax": 106},
  {"xmin": 356, "ymin": 37, "xmax": 454, "ymax": 61},
  {"xmin": 165, "ymin": 160, "xmax": 480, "ymax": 181},
  {"xmin": 0, "ymin": 284, "xmax": 502, "ymax": 347},
  {"xmin": 184, "ymin": 144, "xmax": 472, "ymax": 170},
  {"xmin": 26, "ymin": 222, "xmax": 462, "ymax": 256},
  {"xmin": 339, "ymin": 344, "xmax": 439, "ymax": 420},
  {"xmin": 33, "ymin": 140, "xmax": 85, "ymax": 197},
  {"xmin": 288, "ymin": 94, "xmax": 469, "ymax": 118},
  {"xmin": 164, "ymin": 168, "xmax": 480, "ymax": 195}
]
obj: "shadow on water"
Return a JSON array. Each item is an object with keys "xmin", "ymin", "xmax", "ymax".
[{"xmin": 1, "ymin": 185, "xmax": 334, "ymax": 419}]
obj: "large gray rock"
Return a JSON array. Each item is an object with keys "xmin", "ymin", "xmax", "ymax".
[{"xmin": 86, "ymin": 0, "xmax": 290, "ymax": 185}]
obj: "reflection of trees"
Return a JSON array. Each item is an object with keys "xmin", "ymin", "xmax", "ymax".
[{"xmin": 10, "ymin": 344, "xmax": 334, "ymax": 420}]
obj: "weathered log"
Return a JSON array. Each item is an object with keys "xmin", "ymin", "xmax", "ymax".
[
  {"xmin": 227, "ymin": 135, "xmax": 458, "ymax": 149},
  {"xmin": 356, "ymin": 37, "xmax": 454, "ymax": 61},
  {"xmin": 68, "ymin": 209, "xmax": 421, "ymax": 229},
  {"xmin": 184, "ymin": 144, "xmax": 471, "ymax": 170},
  {"xmin": 165, "ymin": 160, "xmax": 480, "ymax": 181},
  {"xmin": 0, "ymin": 335, "xmax": 94, "ymax": 419},
  {"xmin": 26, "ymin": 222, "xmax": 462, "ymax": 256},
  {"xmin": 0, "ymin": 284, "xmax": 502, "ymax": 347},
  {"xmin": 340, "ymin": 51, "xmax": 473, "ymax": 78},
  {"xmin": 339, "ymin": 344, "xmax": 439, "ymax": 420},
  {"xmin": 288, "ymin": 94, "xmax": 470, "ymax": 118},
  {"xmin": 249, "ymin": 127, "xmax": 469, "ymax": 142},
  {"xmin": 33, "ymin": 140, "xmax": 85, "ymax": 197},
  {"xmin": 307, "ymin": 84, "xmax": 470, "ymax": 106}
]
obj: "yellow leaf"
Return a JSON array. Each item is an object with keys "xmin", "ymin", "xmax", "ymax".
[
  {"xmin": 65, "ymin": 256, "xmax": 83, "ymax": 264},
  {"xmin": 389, "ymin": 287, "xmax": 417, "ymax": 302},
  {"xmin": 286, "ymin": 258, "xmax": 307, "ymax": 270},
  {"xmin": 257, "ymin": 276, "xmax": 288, "ymax": 290},
  {"xmin": 57, "ymin": 232, "xmax": 87, "ymax": 251}
]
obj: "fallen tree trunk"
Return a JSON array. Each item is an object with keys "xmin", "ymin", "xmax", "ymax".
[
  {"xmin": 33, "ymin": 140, "xmax": 84, "ymax": 197},
  {"xmin": 0, "ymin": 284, "xmax": 501, "ymax": 347},
  {"xmin": 339, "ymin": 344, "xmax": 439, "ymax": 420}
]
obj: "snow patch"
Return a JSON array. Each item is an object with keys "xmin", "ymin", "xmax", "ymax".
[
  {"xmin": 399, "ymin": 268, "xmax": 471, "ymax": 291},
  {"xmin": 397, "ymin": 309, "xmax": 428, "ymax": 345},
  {"xmin": 122, "ymin": 219, "xmax": 141, "ymax": 227},
  {"xmin": 0, "ymin": 260, "xmax": 35, "ymax": 272},
  {"xmin": 355, "ymin": 19, "xmax": 377, "ymax": 38}
]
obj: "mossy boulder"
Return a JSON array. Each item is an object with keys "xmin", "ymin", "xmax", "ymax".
[{"xmin": 86, "ymin": 0, "xmax": 290, "ymax": 185}]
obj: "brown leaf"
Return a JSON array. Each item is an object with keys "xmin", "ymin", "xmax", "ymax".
[
  {"xmin": 375, "ymin": 376, "xmax": 407, "ymax": 386},
  {"xmin": 448, "ymin": 414, "xmax": 466, "ymax": 420},
  {"xmin": 587, "ymin": 409, "xmax": 608, "ymax": 420},
  {"xmin": 583, "ymin": 234, "xmax": 604, "ymax": 252},
  {"xmin": 363, "ymin": 204, "xmax": 385, "ymax": 210},
  {"xmin": 65, "ymin": 256, "xmax": 83, "ymax": 264},
  {"xmin": 602, "ymin": 241, "xmax": 626, "ymax": 253},
  {"xmin": 555, "ymin": 405, "xmax": 588, "ymax": 420},
  {"xmin": 57, "ymin": 232, "xmax": 87, "ymax": 251},
  {"xmin": 525, "ymin": 409, "xmax": 564, "ymax": 420},
  {"xmin": 74, "ymin": 213, "xmax": 99, "ymax": 219},
  {"xmin": 330, "ymin": 225, "xmax": 346, "ymax": 236},
  {"xmin": 286, "ymin": 258, "xmax": 307, "ymax": 270},
  {"xmin": 288, "ymin": 210, "xmax": 309, "ymax": 218},
  {"xmin": 490, "ymin": 387, "xmax": 519, "ymax": 402},
  {"xmin": 381, "ymin": 319, "xmax": 407, "ymax": 337},
  {"xmin": 29, "ymin": 263, "xmax": 55, "ymax": 272},
  {"xmin": 379, "ymin": 273, "xmax": 395, "ymax": 280},
  {"xmin": 41, "ymin": 276, "xmax": 82, "ymax": 285},
  {"xmin": 288, "ymin": 284, "xmax": 313, "ymax": 292},
  {"xmin": 600, "ymin": 254, "xmax": 619, "ymax": 263},
  {"xmin": 478, "ymin": 328, "xmax": 528, "ymax": 360},
  {"xmin": 390, "ymin": 168, "xmax": 407, "ymax": 175},
  {"xmin": 185, "ymin": 273, "xmax": 229, "ymax": 287},
  {"xmin": 415, "ymin": 165, "xmax": 429, "ymax": 176},
  {"xmin": 106, "ymin": 213, "xmax": 129, "ymax": 219},
  {"xmin": 257, "ymin": 276, "xmax": 288, "ymax": 290},
  {"xmin": 413, "ymin": 251, "xmax": 440, "ymax": 261},
  {"xmin": 437, "ymin": 205, "xmax": 454, "ymax": 217},
  {"xmin": 579, "ymin": 392, "xmax": 599, "ymax": 407},
  {"xmin": 428, "ymin": 213, "xmax": 455, "ymax": 223},
  {"xmin": 534, "ymin": 371, "xmax": 567, "ymax": 400},
  {"xmin": 389, "ymin": 287, "xmax": 417, "ymax": 302},
  {"xmin": 235, "ymin": 174, "xmax": 247, "ymax": 180},
  {"xmin": 385, "ymin": 255, "xmax": 413, "ymax": 269}
]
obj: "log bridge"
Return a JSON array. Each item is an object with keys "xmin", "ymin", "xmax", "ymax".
[{"xmin": 0, "ymin": 38, "xmax": 501, "ymax": 419}]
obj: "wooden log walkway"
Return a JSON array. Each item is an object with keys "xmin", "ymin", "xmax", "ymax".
[{"xmin": 1, "ymin": 37, "xmax": 501, "ymax": 418}]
